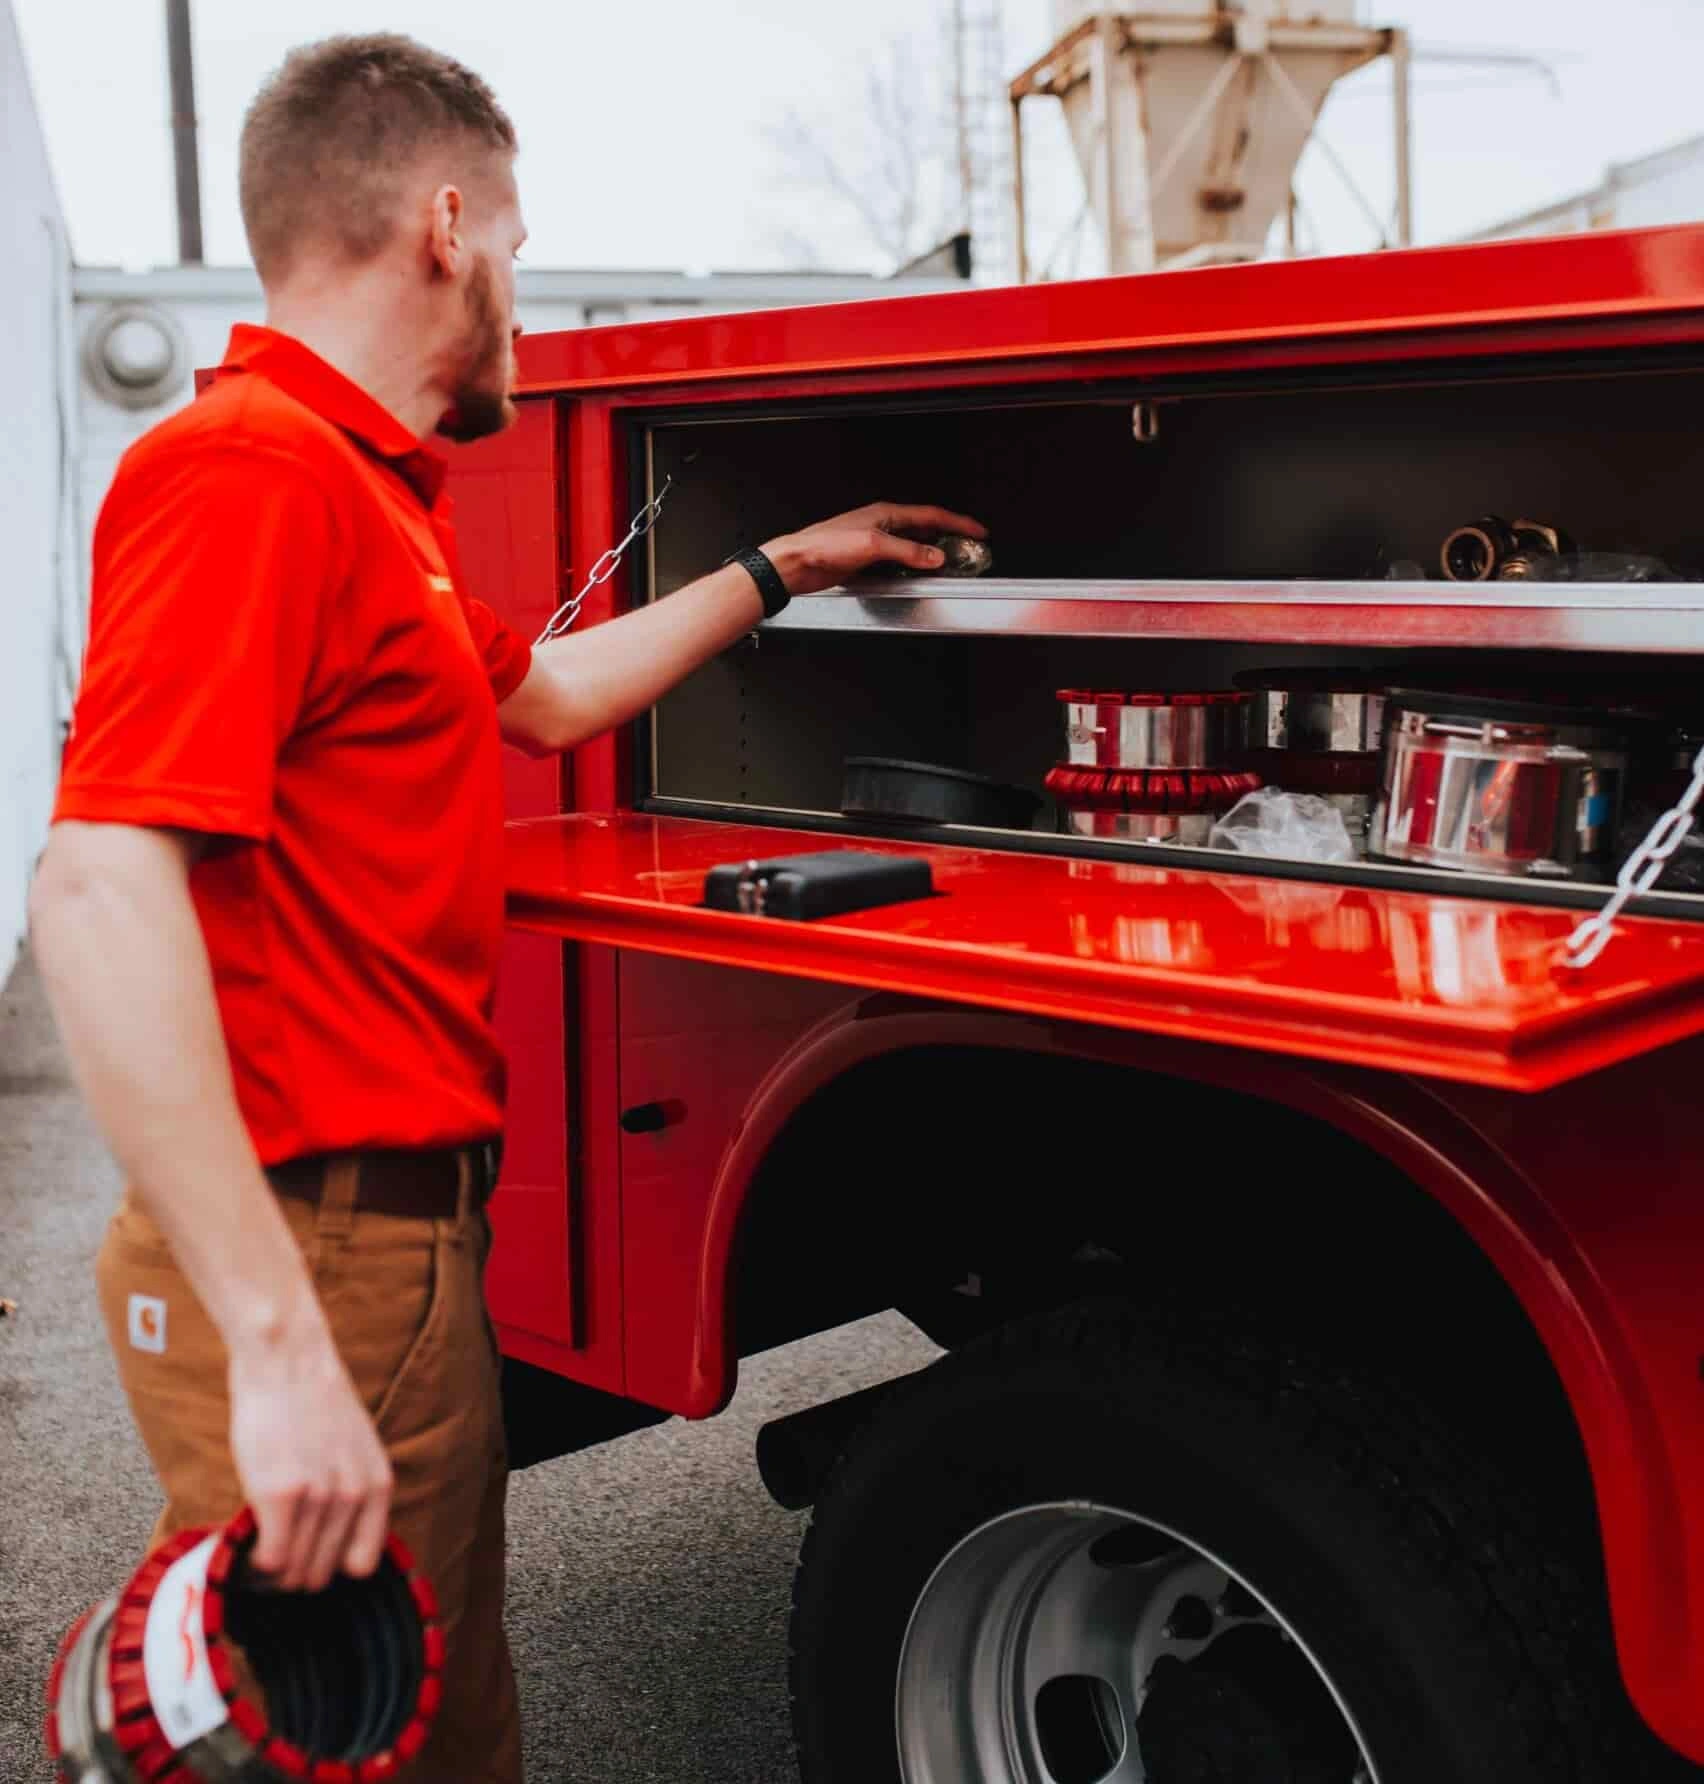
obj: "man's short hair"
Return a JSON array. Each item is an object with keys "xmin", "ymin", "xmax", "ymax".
[{"xmin": 240, "ymin": 34, "xmax": 516, "ymax": 283}]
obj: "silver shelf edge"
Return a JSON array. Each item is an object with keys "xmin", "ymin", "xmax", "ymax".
[{"xmin": 760, "ymin": 579, "xmax": 1704, "ymax": 654}]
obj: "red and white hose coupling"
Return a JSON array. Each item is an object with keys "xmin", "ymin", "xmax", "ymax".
[{"xmin": 46, "ymin": 1508, "xmax": 443, "ymax": 1782}]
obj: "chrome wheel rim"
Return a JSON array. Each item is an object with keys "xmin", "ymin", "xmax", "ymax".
[{"xmin": 895, "ymin": 1502, "xmax": 1380, "ymax": 1784}]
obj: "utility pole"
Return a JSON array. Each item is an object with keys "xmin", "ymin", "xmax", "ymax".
[
  {"xmin": 951, "ymin": 0, "xmax": 975, "ymax": 236},
  {"xmin": 165, "ymin": 0, "xmax": 203, "ymax": 264},
  {"xmin": 1390, "ymin": 27, "xmax": 1414, "ymax": 248}
]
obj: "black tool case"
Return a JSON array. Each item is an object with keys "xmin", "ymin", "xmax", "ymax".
[{"xmin": 703, "ymin": 850, "xmax": 934, "ymax": 921}]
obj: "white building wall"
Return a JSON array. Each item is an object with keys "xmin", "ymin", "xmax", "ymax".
[
  {"xmin": 1468, "ymin": 133, "xmax": 1704, "ymax": 243},
  {"xmin": 73, "ymin": 262, "xmax": 966, "ymax": 607},
  {"xmin": 1614, "ymin": 141, "xmax": 1704, "ymax": 232},
  {"xmin": 0, "ymin": 0, "xmax": 75, "ymax": 989}
]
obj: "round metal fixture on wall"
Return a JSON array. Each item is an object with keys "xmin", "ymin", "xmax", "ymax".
[{"xmin": 83, "ymin": 302, "xmax": 189, "ymax": 410}]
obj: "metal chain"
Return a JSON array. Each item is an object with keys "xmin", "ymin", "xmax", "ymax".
[
  {"xmin": 1563, "ymin": 743, "xmax": 1704, "ymax": 969},
  {"xmin": 534, "ymin": 475, "xmax": 675, "ymax": 644}
]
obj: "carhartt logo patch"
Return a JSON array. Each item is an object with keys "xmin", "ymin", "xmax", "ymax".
[
  {"xmin": 427, "ymin": 575, "xmax": 454, "ymax": 593},
  {"xmin": 128, "ymin": 1293, "xmax": 167, "ymax": 1354}
]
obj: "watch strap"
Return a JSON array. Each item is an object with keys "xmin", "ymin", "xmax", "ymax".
[{"xmin": 724, "ymin": 546, "xmax": 792, "ymax": 620}]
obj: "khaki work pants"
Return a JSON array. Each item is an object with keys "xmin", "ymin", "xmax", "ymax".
[{"xmin": 94, "ymin": 1156, "xmax": 522, "ymax": 1784}]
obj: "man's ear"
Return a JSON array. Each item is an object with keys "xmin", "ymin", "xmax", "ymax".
[{"xmin": 427, "ymin": 184, "xmax": 465, "ymax": 278}]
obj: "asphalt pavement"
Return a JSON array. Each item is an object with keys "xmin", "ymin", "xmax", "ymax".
[{"xmin": 0, "ymin": 950, "xmax": 937, "ymax": 1782}]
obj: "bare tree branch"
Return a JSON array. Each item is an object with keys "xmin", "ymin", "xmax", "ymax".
[
  {"xmin": 763, "ymin": 107, "xmax": 926, "ymax": 264},
  {"xmin": 760, "ymin": 2, "xmax": 978, "ymax": 272}
]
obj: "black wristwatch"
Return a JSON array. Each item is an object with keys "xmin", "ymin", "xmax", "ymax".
[{"xmin": 723, "ymin": 545, "xmax": 792, "ymax": 620}]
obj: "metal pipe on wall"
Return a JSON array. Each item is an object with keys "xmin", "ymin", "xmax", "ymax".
[
  {"xmin": 1391, "ymin": 27, "xmax": 1414, "ymax": 248},
  {"xmin": 1010, "ymin": 96, "xmax": 1029, "ymax": 283},
  {"xmin": 1089, "ymin": 17, "xmax": 1120, "ymax": 273},
  {"xmin": 165, "ymin": 0, "xmax": 203, "ymax": 265}
]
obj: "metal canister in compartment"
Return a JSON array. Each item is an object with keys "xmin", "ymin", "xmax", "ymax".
[
  {"xmin": 1236, "ymin": 671, "xmax": 1388, "ymax": 848},
  {"xmin": 1060, "ymin": 690, "xmax": 1248, "ymax": 771},
  {"xmin": 1370, "ymin": 692, "xmax": 1632, "ymax": 878},
  {"xmin": 1242, "ymin": 676, "xmax": 1385, "ymax": 755}
]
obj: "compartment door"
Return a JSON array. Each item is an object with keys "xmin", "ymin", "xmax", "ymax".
[{"xmin": 506, "ymin": 813, "xmax": 1704, "ymax": 1094}]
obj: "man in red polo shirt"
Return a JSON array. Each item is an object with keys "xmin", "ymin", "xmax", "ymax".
[{"xmin": 30, "ymin": 33, "xmax": 982, "ymax": 1781}]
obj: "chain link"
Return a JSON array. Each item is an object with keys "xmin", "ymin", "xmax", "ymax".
[
  {"xmin": 534, "ymin": 476, "xmax": 675, "ymax": 644},
  {"xmin": 1562, "ymin": 743, "xmax": 1704, "ymax": 969}
]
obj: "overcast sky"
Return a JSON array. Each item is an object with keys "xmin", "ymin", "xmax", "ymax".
[{"xmin": 14, "ymin": 0, "xmax": 1704, "ymax": 277}]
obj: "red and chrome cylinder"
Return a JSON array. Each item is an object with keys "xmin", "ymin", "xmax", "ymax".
[
  {"xmin": 1060, "ymin": 689, "xmax": 1250, "ymax": 771},
  {"xmin": 1050, "ymin": 690, "xmax": 1260, "ymax": 844},
  {"xmin": 47, "ymin": 1509, "xmax": 442, "ymax": 1783}
]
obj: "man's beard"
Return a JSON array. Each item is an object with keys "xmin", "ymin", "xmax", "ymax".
[{"xmin": 436, "ymin": 256, "xmax": 516, "ymax": 444}]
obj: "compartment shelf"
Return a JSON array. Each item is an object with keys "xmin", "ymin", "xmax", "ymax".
[
  {"xmin": 762, "ymin": 579, "xmax": 1704, "ymax": 655},
  {"xmin": 505, "ymin": 812, "xmax": 1704, "ymax": 1093}
]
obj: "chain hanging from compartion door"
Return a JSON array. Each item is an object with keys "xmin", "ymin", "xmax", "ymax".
[
  {"xmin": 1563, "ymin": 743, "xmax": 1704, "ymax": 969},
  {"xmin": 534, "ymin": 475, "xmax": 676, "ymax": 644}
]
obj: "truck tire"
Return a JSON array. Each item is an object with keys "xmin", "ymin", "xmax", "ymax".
[{"xmin": 789, "ymin": 1300, "xmax": 1692, "ymax": 1784}]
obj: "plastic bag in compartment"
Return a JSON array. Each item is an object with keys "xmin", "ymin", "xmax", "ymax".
[
  {"xmin": 1659, "ymin": 832, "xmax": 1704, "ymax": 891},
  {"xmin": 1617, "ymin": 802, "xmax": 1704, "ymax": 892},
  {"xmin": 1523, "ymin": 551, "xmax": 1679, "ymax": 584},
  {"xmin": 1209, "ymin": 788, "xmax": 1358, "ymax": 864}
]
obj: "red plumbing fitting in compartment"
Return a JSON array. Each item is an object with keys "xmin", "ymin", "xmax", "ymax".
[
  {"xmin": 1044, "ymin": 765, "xmax": 1264, "ymax": 814},
  {"xmin": 1050, "ymin": 690, "xmax": 1261, "ymax": 841},
  {"xmin": 46, "ymin": 1509, "xmax": 442, "ymax": 1783}
]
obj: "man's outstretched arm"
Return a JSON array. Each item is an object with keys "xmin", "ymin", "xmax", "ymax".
[{"xmin": 496, "ymin": 501, "xmax": 987, "ymax": 755}]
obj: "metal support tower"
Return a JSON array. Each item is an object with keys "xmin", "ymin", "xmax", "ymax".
[
  {"xmin": 952, "ymin": 0, "xmax": 1014, "ymax": 284},
  {"xmin": 1009, "ymin": 8, "xmax": 1412, "ymax": 282}
]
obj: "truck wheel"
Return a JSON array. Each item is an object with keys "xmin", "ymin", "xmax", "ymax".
[{"xmin": 789, "ymin": 1301, "xmax": 1684, "ymax": 1784}]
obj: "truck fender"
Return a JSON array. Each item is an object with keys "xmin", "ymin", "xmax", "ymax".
[{"xmin": 689, "ymin": 996, "xmax": 1693, "ymax": 1758}]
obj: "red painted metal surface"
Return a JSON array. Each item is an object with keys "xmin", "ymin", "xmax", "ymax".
[
  {"xmin": 448, "ymin": 398, "xmax": 638, "ymax": 1388},
  {"xmin": 515, "ymin": 225, "xmax": 1704, "ymax": 396},
  {"xmin": 504, "ymin": 812, "xmax": 1704, "ymax": 1094},
  {"xmin": 445, "ymin": 402, "xmax": 562, "ymax": 831},
  {"xmin": 560, "ymin": 399, "xmax": 627, "ymax": 817},
  {"xmin": 441, "ymin": 407, "xmax": 581, "ymax": 1355},
  {"xmin": 1460, "ymin": 1054, "xmax": 1704, "ymax": 1755},
  {"xmin": 616, "ymin": 953, "xmax": 852, "ymax": 1416}
]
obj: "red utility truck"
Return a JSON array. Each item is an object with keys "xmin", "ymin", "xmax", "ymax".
[{"xmin": 452, "ymin": 226, "xmax": 1704, "ymax": 1784}]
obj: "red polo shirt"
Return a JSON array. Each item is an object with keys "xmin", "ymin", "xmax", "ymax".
[{"xmin": 55, "ymin": 325, "xmax": 533, "ymax": 1164}]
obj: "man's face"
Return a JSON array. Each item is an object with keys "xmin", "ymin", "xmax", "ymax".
[{"xmin": 438, "ymin": 162, "xmax": 526, "ymax": 444}]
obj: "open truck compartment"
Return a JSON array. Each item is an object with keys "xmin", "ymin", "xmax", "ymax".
[
  {"xmin": 641, "ymin": 361, "xmax": 1704, "ymax": 915},
  {"xmin": 458, "ymin": 230, "xmax": 1704, "ymax": 1774}
]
